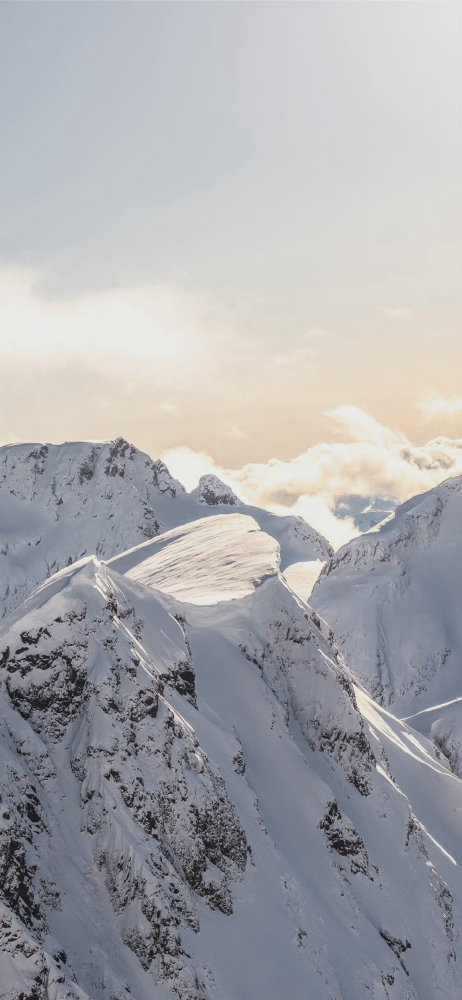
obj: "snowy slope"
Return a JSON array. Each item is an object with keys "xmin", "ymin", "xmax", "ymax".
[
  {"xmin": 403, "ymin": 698, "xmax": 462, "ymax": 780},
  {"xmin": 1, "ymin": 514, "xmax": 461, "ymax": 1000},
  {"xmin": 312, "ymin": 476, "xmax": 462, "ymax": 713},
  {"xmin": 110, "ymin": 513, "xmax": 280, "ymax": 604},
  {"xmin": 283, "ymin": 559, "xmax": 327, "ymax": 603},
  {"xmin": 312, "ymin": 475, "xmax": 462, "ymax": 786},
  {"xmin": 0, "ymin": 439, "xmax": 331, "ymax": 619}
]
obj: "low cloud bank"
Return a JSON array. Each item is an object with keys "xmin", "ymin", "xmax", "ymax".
[
  {"xmin": 162, "ymin": 406, "xmax": 462, "ymax": 548},
  {"xmin": 417, "ymin": 391, "xmax": 462, "ymax": 421}
]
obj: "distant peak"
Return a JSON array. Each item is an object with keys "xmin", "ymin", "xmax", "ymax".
[
  {"xmin": 0, "ymin": 436, "xmax": 185, "ymax": 498},
  {"xmin": 193, "ymin": 474, "xmax": 240, "ymax": 506}
]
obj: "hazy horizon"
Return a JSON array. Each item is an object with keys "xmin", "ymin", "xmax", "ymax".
[
  {"xmin": 0, "ymin": 1, "xmax": 461, "ymax": 536},
  {"xmin": 2, "ymin": 404, "xmax": 461, "ymax": 548}
]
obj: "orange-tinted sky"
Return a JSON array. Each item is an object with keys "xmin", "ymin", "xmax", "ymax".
[{"xmin": 0, "ymin": 2, "xmax": 460, "ymax": 475}]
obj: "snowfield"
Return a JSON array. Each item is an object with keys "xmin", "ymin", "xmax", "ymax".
[
  {"xmin": 110, "ymin": 513, "xmax": 280, "ymax": 605},
  {"xmin": 1, "ymin": 440, "xmax": 462, "ymax": 1000}
]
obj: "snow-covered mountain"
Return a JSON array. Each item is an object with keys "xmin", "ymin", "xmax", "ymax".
[
  {"xmin": 1, "ymin": 512, "xmax": 462, "ymax": 1000},
  {"xmin": 312, "ymin": 475, "xmax": 462, "ymax": 772},
  {"xmin": 0, "ymin": 439, "xmax": 332, "ymax": 620},
  {"xmin": 333, "ymin": 494, "xmax": 398, "ymax": 533},
  {"xmin": 191, "ymin": 474, "xmax": 240, "ymax": 506}
]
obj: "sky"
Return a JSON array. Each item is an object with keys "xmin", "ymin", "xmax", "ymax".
[{"xmin": 0, "ymin": 2, "xmax": 461, "ymax": 542}]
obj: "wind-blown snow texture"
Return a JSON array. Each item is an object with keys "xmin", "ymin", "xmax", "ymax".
[
  {"xmin": 1, "ymin": 507, "xmax": 462, "ymax": 1000},
  {"xmin": 110, "ymin": 514, "xmax": 280, "ymax": 605},
  {"xmin": 0, "ymin": 439, "xmax": 332, "ymax": 620}
]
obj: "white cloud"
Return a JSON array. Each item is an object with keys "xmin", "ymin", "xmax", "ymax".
[
  {"xmin": 161, "ymin": 446, "xmax": 219, "ymax": 492},
  {"xmin": 417, "ymin": 391, "xmax": 462, "ymax": 421},
  {"xmin": 326, "ymin": 404, "xmax": 403, "ymax": 449},
  {"xmin": 0, "ymin": 267, "xmax": 231, "ymax": 386},
  {"xmin": 162, "ymin": 406, "xmax": 462, "ymax": 548}
]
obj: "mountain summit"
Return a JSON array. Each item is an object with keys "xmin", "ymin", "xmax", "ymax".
[
  {"xmin": 0, "ymin": 438, "xmax": 331, "ymax": 619},
  {"xmin": 191, "ymin": 474, "xmax": 240, "ymax": 506}
]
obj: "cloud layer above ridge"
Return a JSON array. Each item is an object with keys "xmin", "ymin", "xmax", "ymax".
[{"xmin": 162, "ymin": 406, "xmax": 462, "ymax": 547}]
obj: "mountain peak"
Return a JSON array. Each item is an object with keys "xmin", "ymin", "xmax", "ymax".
[
  {"xmin": 0, "ymin": 437, "xmax": 331, "ymax": 619},
  {"xmin": 0, "ymin": 437, "xmax": 185, "ymax": 496},
  {"xmin": 192, "ymin": 473, "xmax": 240, "ymax": 506}
]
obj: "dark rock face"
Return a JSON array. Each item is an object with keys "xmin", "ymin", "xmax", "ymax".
[
  {"xmin": 193, "ymin": 475, "xmax": 239, "ymax": 507},
  {"xmin": 0, "ymin": 564, "xmax": 247, "ymax": 1000},
  {"xmin": 379, "ymin": 930, "xmax": 411, "ymax": 974},
  {"xmin": 319, "ymin": 801, "xmax": 373, "ymax": 878},
  {"xmin": 4, "ymin": 620, "xmax": 88, "ymax": 738},
  {"xmin": 239, "ymin": 583, "xmax": 375, "ymax": 796}
]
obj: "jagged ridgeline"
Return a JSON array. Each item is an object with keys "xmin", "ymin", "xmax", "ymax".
[
  {"xmin": 0, "ymin": 445, "xmax": 461, "ymax": 1000},
  {"xmin": 0, "ymin": 438, "xmax": 332, "ymax": 619}
]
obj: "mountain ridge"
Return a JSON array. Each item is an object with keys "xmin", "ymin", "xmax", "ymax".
[
  {"xmin": 1, "ymin": 513, "xmax": 461, "ymax": 999},
  {"xmin": 0, "ymin": 437, "xmax": 332, "ymax": 620},
  {"xmin": 312, "ymin": 475, "xmax": 462, "ymax": 785}
]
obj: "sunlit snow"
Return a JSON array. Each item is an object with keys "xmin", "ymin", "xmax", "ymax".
[{"xmin": 111, "ymin": 513, "xmax": 280, "ymax": 605}]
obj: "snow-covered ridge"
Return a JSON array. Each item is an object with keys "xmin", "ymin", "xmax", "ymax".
[
  {"xmin": 0, "ymin": 437, "xmax": 182, "ymax": 618},
  {"xmin": 0, "ymin": 437, "xmax": 183, "ymax": 500},
  {"xmin": 312, "ymin": 475, "xmax": 462, "ymax": 715},
  {"xmin": 0, "ymin": 437, "xmax": 332, "ymax": 619},
  {"xmin": 1, "ymin": 514, "xmax": 462, "ymax": 999},
  {"xmin": 110, "ymin": 513, "xmax": 280, "ymax": 605}
]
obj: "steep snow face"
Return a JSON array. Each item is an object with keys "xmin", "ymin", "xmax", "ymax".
[
  {"xmin": 0, "ymin": 439, "xmax": 331, "ymax": 619},
  {"xmin": 283, "ymin": 559, "xmax": 327, "ymax": 603},
  {"xmin": 403, "ymin": 698, "xmax": 462, "ymax": 780},
  {"xmin": 312, "ymin": 476, "xmax": 462, "ymax": 717},
  {"xmin": 249, "ymin": 509, "xmax": 332, "ymax": 568},
  {"xmin": 110, "ymin": 514, "xmax": 280, "ymax": 605},
  {"xmin": 1, "ymin": 518, "xmax": 461, "ymax": 1000}
]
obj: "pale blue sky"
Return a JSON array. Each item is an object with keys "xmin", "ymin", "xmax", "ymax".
[{"xmin": 0, "ymin": 1, "xmax": 461, "ymax": 462}]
